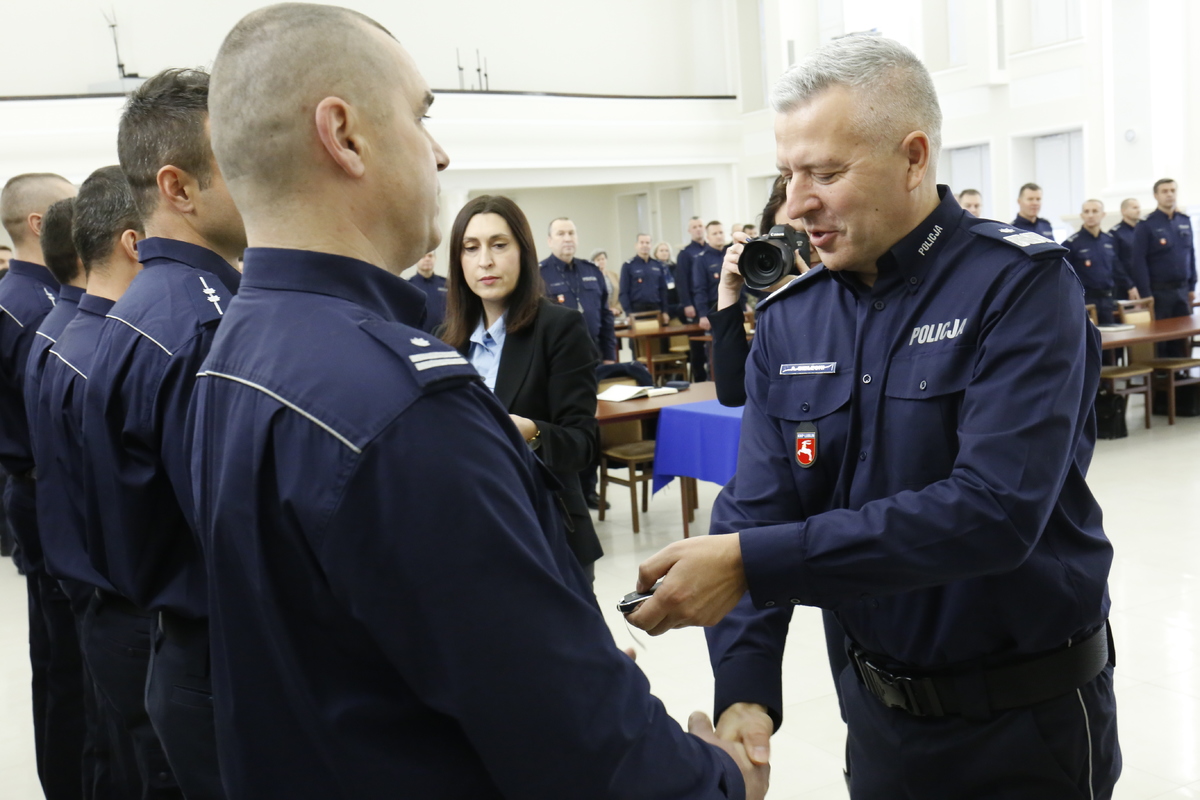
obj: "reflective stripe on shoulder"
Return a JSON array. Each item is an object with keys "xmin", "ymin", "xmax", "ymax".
[
  {"xmin": 105, "ymin": 315, "xmax": 174, "ymax": 356},
  {"xmin": 197, "ymin": 371, "xmax": 362, "ymax": 455},
  {"xmin": 50, "ymin": 349, "xmax": 87, "ymax": 380},
  {"xmin": 0, "ymin": 304, "xmax": 25, "ymax": 328}
]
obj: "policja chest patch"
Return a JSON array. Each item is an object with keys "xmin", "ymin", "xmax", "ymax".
[{"xmin": 795, "ymin": 421, "xmax": 817, "ymax": 468}]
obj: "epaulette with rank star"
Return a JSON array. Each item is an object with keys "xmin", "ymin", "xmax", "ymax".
[
  {"xmin": 968, "ymin": 221, "xmax": 1068, "ymax": 260},
  {"xmin": 187, "ymin": 272, "xmax": 229, "ymax": 324},
  {"xmin": 358, "ymin": 319, "xmax": 480, "ymax": 391}
]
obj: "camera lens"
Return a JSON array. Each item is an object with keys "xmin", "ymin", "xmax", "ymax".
[{"xmin": 740, "ymin": 239, "xmax": 790, "ymax": 290}]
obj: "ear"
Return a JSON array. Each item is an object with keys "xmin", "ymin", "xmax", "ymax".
[
  {"xmin": 118, "ymin": 229, "xmax": 141, "ymax": 265},
  {"xmin": 158, "ymin": 165, "xmax": 199, "ymax": 215},
  {"xmin": 26, "ymin": 212, "xmax": 44, "ymax": 238},
  {"xmin": 314, "ymin": 97, "xmax": 366, "ymax": 179},
  {"xmin": 901, "ymin": 130, "xmax": 932, "ymax": 192}
]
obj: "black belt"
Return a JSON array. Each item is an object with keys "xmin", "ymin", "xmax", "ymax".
[
  {"xmin": 1151, "ymin": 281, "xmax": 1188, "ymax": 291},
  {"xmin": 632, "ymin": 302, "xmax": 661, "ymax": 312},
  {"xmin": 1084, "ymin": 289, "xmax": 1114, "ymax": 300},
  {"xmin": 849, "ymin": 622, "xmax": 1112, "ymax": 718}
]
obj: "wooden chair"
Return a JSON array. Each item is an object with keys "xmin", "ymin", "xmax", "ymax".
[
  {"xmin": 1085, "ymin": 304, "xmax": 1098, "ymax": 325},
  {"xmin": 1116, "ymin": 298, "xmax": 1200, "ymax": 424},
  {"xmin": 598, "ymin": 420, "xmax": 655, "ymax": 534},
  {"xmin": 631, "ymin": 317, "xmax": 688, "ymax": 385}
]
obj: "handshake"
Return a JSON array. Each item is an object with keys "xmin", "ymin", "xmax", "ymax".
[{"xmin": 620, "ymin": 532, "xmax": 773, "ymax": 799}]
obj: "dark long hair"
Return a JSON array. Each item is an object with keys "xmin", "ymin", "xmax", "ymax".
[{"xmin": 442, "ymin": 195, "xmax": 545, "ymax": 351}]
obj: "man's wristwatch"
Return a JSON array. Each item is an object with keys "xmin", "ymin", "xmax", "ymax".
[{"xmin": 527, "ymin": 426, "xmax": 542, "ymax": 451}]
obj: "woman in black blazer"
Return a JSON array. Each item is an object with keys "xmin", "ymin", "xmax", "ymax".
[{"xmin": 441, "ymin": 195, "xmax": 604, "ymax": 581}]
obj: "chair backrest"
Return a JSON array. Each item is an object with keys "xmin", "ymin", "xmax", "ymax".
[
  {"xmin": 1085, "ymin": 304, "xmax": 1098, "ymax": 325},
  {"xmin": 1116, "ymin": 297, "xmax": 1156, "ymax": 363},
  {"xmin": 601, "ymin": 420, "xmax": 643, "ymax": 448},
  {"xmin": 633, "ymin": 318, "xmax": 660, "ymax": 333}
]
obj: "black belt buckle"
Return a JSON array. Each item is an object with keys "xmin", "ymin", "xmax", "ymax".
[{"xmin": 852, "ymin": 650, "xmax": 943, "ymax": 717}]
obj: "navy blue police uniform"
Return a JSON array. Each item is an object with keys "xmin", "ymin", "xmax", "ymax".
[
  {"xmin": 1109, "ymin": 219, "xmax": 1144, "ymax": 297},
  {"xmin": 1132, "ymin": 208, "xmax": 1195, "ymax": 357},
  {"xmin": 82, "ymin": 237, "xmax": 240, "ymax": 800},
  {"xmin": 33, "ymin": 291, "xmax": 170, "ymax": 799},
  {"xmin": 189, "ymin": 247, "xmax": 746, "ymax": 800},
  {"xmin": 1063, "ymin": 227, "xmax": 1130, "ymax": 324},
  {"xmin": 706, "ymin": 188, "xmax": 1119, "ymax": 799},
  {"xmin": 406, "ymin": 271, "xmax": 446, "ymax": 334},
  {"xmin": 540, "ymin": 253, "xmax": 617, "ymax": 362},
  {"xmin": 619, "ymin": 256, "xmax": 670, "ymax": 315},
  {"xmin": 0, "ymin": 259, "xmax": 91, "ymax": 799},
  {"xmin": 14, "ymin": 278, "xmax": 93, "ymax": 800},
  {"xmin": 1011, "ymin": 213, "xmax": 1056, "ymax": 241},
  {"xmin": 690, "ymin": 244, "xmax": 727, "ymax": 321},
  {"xmin": 676, "ymin": 239, "xmax": 708, "ymax": 378}
]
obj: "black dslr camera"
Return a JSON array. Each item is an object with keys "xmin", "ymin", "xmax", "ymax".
[{"xmin": 739, "ymin": 225, "xmax": 811, "ymax": 291}]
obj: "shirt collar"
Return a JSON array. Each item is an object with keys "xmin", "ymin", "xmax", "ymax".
[
  {"xmin": 545, "ymin": 254, "xmax": 576, "ymax": 271},
  {"xmin": 57, "ymin": 285, "xmax": 84, "ymax": 305},
  {"xmin": 1077, "ymin": 227, "xmax": 1103, "ymax": 241},
  {"xmin": 77, "ymin": 293, "xmax": 116, "ymax": 317},
  {"xmin": 240, "ymin": 247, "xmax": 427, "ymax": 327},
  {"xmin": 7, "ymin": 259, "xmax": 58, "ymax": 288},
  {"xmin": 470, "ymin": 312, "xmax": 507, "ymax": 348},
  {"xmin": 869, "ymin": 185, "xmax": 964, "ymax": 290},
  {"xmin": 137, "ymin": 237, "xmax": 243, "ymax": 293}
]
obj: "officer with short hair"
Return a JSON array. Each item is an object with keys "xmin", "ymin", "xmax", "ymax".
[
  {"xmin": 1012, "ymin": 182, "xmax": 1056, "ymax": 241},
  {"xmin": 1132, "ymin": 178, "xmax": 1194, "ymax": 357},
  {"xmin": 82, "ymin": 68, "xmax": 244, "ymax": 799},
  {"xmin": 541, "ymin": 217, "xmax": 617, "ymax": 363},
  {"xmin": 692, "ymin": 220, "xmax": 729, "ymax": 334},
  {"xmin": 629, "ymin": 34, "xmax": 1119, "ymax": 799},
  {"xmin": 619, "ymin": 233, "xmax": 670, "ymax": 323},
  {"xmin": 957, "ymin": 188, "xmax": 982, "ymax": 217},
  {"xmin": 195, "ymin": 6, "xmax": 766, "ymax": 799},
  {"xmin": 406, "ymin": 251, "xmax": 446, "ymax": 333},
  {"xmin": 1063, "ymin": 199, "xmax": 1129, "ymax": 325},
  {"xmin": 1110, "ymin": 198, "xmax": 1143, "ymax": 300}
]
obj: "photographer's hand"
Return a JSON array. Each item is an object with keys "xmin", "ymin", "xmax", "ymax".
[{"xmin": 718, "ymin": 232, "xmax": 748, "ymax": 311}]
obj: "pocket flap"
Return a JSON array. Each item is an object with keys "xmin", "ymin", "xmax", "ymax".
[
  {"xmin": 885, "ymin": 346, "xmax": 976, "ymax": 399},
  {"xmin": 766, "ymin": 372, "xmax": 853, "ymax": 420}
]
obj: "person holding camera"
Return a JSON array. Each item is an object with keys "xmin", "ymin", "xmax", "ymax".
[{"xmin": 627, "ymin": 34, "xmax": 1119, "ymax": 799}]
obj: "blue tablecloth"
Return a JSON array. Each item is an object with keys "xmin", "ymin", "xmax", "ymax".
[{"xmin": 652, "ymin": 399, "xmax": 744, "ymax": 493}]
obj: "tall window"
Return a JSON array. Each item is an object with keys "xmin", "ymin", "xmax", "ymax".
[
  {"xmin": 1031, "ymin": 0, "xmax": 1082, "ymax": 48},
  {"xmin": 1032, "ymin": 130, "xmax": 1084, "ymax": 236}
]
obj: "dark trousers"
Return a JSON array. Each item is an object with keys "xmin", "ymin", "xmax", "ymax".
[
  {"xmin": 840, "ymin": 663, "xmax": 1120, "ymax": 799},
  {"xmin": 147, "ymin": 614, "xmax": 226, "ymax": 799},
  {"xmin": 28, "ymin": 571, "xmax": 88, "ymax": 800},
  {"xmin": 1152, "ymin": 284, "xmax": 1191, "ymax": 357},
  {"xmin": 0, "ymin": 474, "xmax": 13, "ymax": 559},
  {"xmin": 83, "ymin": 592, "xmax": 183, "ymax": 799},
  {"xmin": 66, "ymin": 583, "xmax": 121, "ymax": 800}
]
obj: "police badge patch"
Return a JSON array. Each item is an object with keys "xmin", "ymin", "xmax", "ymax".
[{"xmin": 795, "ymin": 421, "xmax": 817, "ymax": 468}]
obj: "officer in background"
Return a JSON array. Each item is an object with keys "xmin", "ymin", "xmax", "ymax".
[
  {"xmin": 628, "ymin": 34, "xmax": 1118, "ymax": 799},
  {"xmin": 196, "ymin": 6, "xmax": 765, "ymax": 799},
  {"xmin": 619, "ymin": 233, "xmax": 670, "ymax": 323},
  {"xmin": 1132, "ymin": 178, "xmax": 1194, "ymax": 357},
  {"xmin": 31, "ymin": 168, "xmax": 159, "ymax": 799},
  {"xmin": 957, "ymin": 188, "xmax": 982, "ymax": 217},
  {"xmin": 541, "ymin": 217, "xmax": 617, "ymax": 363},
  {"xmin": 81, "ymin": 68, "xmax": 245, "ymax": 799},
  {"xmin": 1110, "ymin": 198, "xmax": 1143, "ymax": 300},
  {"xmin": 407, "ymin": 251, "xmax": 446, "ymax": 333},
  {"xmin": 693, "ymin": 221, "xmax": 744, "ymax": 377},
  {"xmin": 0, "ymin": 172, "xmax": 78, "ymax": 798},
  {"xmin": 1012, "ymin": 182, "xmax": 1056, "ymax": 241},
  {"xmin": 676, "ymin": 216, "xmax": 706, "ymax": 378},
  {"xmin": 1063, "ymin": 199, "xmax": 1130, "ymax": 325}
]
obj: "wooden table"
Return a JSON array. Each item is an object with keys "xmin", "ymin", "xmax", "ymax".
[
  {"xmin": 1100, "ymin": 312, "xmax": 1200, "ymax": 349},
  {"xmin": 596, "ymin": 380, "xmax": 718, "ymax": 424},
  {"xmin": 615, "ymin": 323, "xmax": 704, "ymax": 384}
]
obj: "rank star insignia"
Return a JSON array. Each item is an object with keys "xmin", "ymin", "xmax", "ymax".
[
  {"xmin": 198, "ymin": 276, "xmax": 224, "ymax": 315},
  {"xmin": 410, "ymin": 337, "xmax": 430, "ymax": 347}
]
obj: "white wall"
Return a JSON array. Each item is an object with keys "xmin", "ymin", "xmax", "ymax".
[{"xmin": 0, "ymin": 0, "xmax": 731, "ymax": 98}]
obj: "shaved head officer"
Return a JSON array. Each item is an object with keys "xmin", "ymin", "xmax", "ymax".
[{"xmin": 195, "ymin": 5, "xmax": 765, "ymax": 799}]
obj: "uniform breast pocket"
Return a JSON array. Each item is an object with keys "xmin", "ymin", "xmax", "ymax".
[
  {"xmin": 1149, "ymin": 227, "xmax": 1173, "ymax": 252},
  {"xmin": 766, "ymin": 373, "xmax": 852, "ymax": 488},
  {"xmin": 883, "ymin": 346, "xmax": 975, "ymax": 488}
]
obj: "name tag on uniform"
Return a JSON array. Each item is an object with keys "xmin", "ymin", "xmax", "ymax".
[
  {"xmin": 780, "ymin": 362, "xmax": 837, "ymax": 376},
  {"xmin": 582, "ymin": 276, "xmax": 598, "ymax": 282}
]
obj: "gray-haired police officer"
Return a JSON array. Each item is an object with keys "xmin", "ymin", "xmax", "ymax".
[{"xmin": 628, "ymin": 34, "xmax": 1119, "ymax": 800}]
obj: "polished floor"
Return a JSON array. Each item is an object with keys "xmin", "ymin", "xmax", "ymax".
[{"xmin": 1, "ymin": 397, "xmax": 1199, "ymax": 798}]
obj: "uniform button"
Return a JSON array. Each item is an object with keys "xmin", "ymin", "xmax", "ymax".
[
  {"xmin": 790, "ymin": 598, "xmax": 801, "ymax": 604},
  {"xmin": 909, "ymin": 276, "xmax": 919, "ymax": 285},
  {"xmin": 919, "ymin": 380, "xmax": 927, "ymax": 391},
  {"xmin": 873, "ymin": 300, "xmax": 885, "ymax": 310},
  {"xmin": 862, "ymin": 374, "xmax": 872, "ymax": 384},
  {"xmin": 764, "ymin": 600, "xmax": 776, "ymax": 608},
  {"xmin": 859, "ymin": 451, "xmax": 867, "ymax": 461},
  {"xmin": 801, "ymin": 402, "xmax": 810, "ymax": 412}
]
